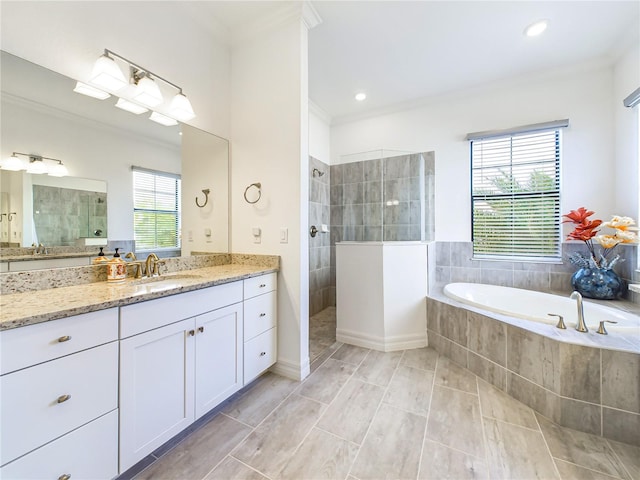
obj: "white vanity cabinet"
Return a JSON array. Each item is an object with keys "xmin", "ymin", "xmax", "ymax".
[
  {"xmin": 118, "ymin": 282, "xmax": 244, "ymax": 473},
  {"xmin": 0, "ymin": 308, "xmax": 119, "ymax": 479},
  {"xmin": 243, "ymin": 273, "xmax": 278, "ymax": 384}
]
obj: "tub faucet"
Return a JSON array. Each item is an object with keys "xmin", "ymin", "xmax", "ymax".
[{"xmin": 570, "ymin": 291, "xmax": 588, "ymax": 332}]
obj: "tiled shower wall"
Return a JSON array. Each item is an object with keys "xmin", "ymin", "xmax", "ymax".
[
  {"xmin": 33, "ymin": 185, "xmax": 107, "ymax": 246},
  {"xmin": 309, "ymin": 156, "xmax": 332, "ymax": 316},
  {"xmin": 435, "ymin": 241, "xmax": 639, "ymax": 303},
  {"xmin": 329, "ymin": 152, "xmax": 435, "ymax": 243}
]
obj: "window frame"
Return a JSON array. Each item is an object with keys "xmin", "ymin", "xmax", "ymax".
[
  {"xmin": 468, "ymin": 122, "xmax": 566, "ymax": 262},
  {"xmin": 132, "ymin": 166, "xmax": 182, "ymax": 252}
]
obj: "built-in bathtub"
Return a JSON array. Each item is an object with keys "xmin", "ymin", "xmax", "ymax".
[
  {"xmin": 444, "ymin": 282, "xmax": 640, "ymax": 335},
  {"xmin": 427, "ymin": 283, "xmax": 640, "ymax": 446}
]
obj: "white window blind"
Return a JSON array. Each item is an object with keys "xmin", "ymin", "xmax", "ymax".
[
  {"xmin": 471, "ymin": 127, "xmax": 562, "ymax": 260},
  {"xmin": 133, "ymin": 167, "xmax": 181, "ymax": 250}
]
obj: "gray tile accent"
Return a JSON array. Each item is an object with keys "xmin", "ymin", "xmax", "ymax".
[
  {"xmin": 602, "ymin": 349, "xmax": 640, "ymax": 413},
  {"xmin": 603, "ymin": 407, "xmax": 640, "ymax": 446}
]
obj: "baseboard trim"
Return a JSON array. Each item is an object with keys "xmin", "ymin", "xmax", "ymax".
[
  {"xmin": 270, "ymin": 357, "xmax": 310, "ymax": 381},
  {"xmin": 336, "ymin": 328, "xmax": 426, "ymax": 352}
]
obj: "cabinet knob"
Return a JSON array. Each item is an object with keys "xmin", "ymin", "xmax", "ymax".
[
  {"xmin": 198, "ymin": 326, "xmax": 205, "ymax": 333},
  {"xmin": 259, "ymin": 313, "xmax": 266, "ymax": 317},
  {"xmin": 259, "ymin": 284, "xmax": 266, "ymax": 288},
  {"xmin": 58, "ymin": 474, "xmax": 71, "ymax": 480},
  {"xmin": 57, "ymin": 394, "xmax": 72, "ymax": 404},
  {"xmin": 57, "ymin": 335, "xmax": 72, "ymax": 343},
  {"xmin": 188, "ymin": 330, "xmax": 195, "ymax": 336},
  {"xmin": 260, "ymin": 351, "xmax": 266, "ymax": 356}
]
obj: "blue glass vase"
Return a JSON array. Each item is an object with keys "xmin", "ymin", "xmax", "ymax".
[{"xmin": 571, "ymin": 267, "xmax": 624, "ymax": 300}]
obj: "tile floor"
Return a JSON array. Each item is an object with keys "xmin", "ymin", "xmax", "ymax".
[{"xmin": 128, "ymin": 308, "xmax": 639, "ymax": 480}]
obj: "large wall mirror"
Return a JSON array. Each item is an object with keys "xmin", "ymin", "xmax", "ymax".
[{"xmin": 0, "ymin": 50, "xmax": 229, "ymax": 254}]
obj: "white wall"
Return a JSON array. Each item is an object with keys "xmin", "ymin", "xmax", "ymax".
[
  {"xmin": 181, "ymin": 125, "xmax": 229, "ymax": 254},
  {"xmin": 613, "ymin": 42, "xmax": 640, "ymax": 221},
  {"xmin": 309, "ymin": 103, "xmax": 331, "ymax": 163},
  {"xmin": 331, "ymin": 61, "xmax": 618, "ymax": 241},
  {"xmin": 0, "ymin": 1, "xmax": 231, "ymax": 138},
  {"xmin": 1, "ymin": 97, "xmax": 180, "ymax": 243},
  {"xmin": 230, "ymin": 19, "xmax": 310, "ymax": 380}
]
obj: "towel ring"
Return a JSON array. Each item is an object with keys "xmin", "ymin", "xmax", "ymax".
[
  {"xmin": 244, "ymin": 182, "xmax": 262, "ymax": 204},
  {"xmin": 195, "ymin": 189, "xmax": 210, "ymax": 208}
]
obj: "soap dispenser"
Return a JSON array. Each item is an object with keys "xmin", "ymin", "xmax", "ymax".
[
  {"xmin": 107, "ymin": 248, "xmax": 127, "ymax": 283},
  {"xmin": 93, "ymin": 247, "xmax": 109, "ymax": 265}
]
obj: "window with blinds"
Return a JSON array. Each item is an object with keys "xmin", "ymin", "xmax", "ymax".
[
  {"xmin": 133, "ymin": 168, "xmax": 181, "ymax": 250},
  {"xmin": 470, "ymin": 128, "xmax": 561, "ymax": 260}
]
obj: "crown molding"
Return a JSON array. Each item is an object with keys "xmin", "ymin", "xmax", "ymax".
[
  {"xmin": 308, "ymin": 99, "xmax": 332, "ymax": 125},
  {"xmin": 231, "ymin": 1, "xmax": 322, "ymax": 47},
  {"xmin": 331, "ymin": 55, "xmax": 615, "ymax": 127}
]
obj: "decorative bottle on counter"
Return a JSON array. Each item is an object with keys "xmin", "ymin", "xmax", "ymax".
[
  {"xmin": 93, "ymin": 246, "xmax": 109, "ymax": 265},
  {"xmin": 107, "ymin": 248, "xmax": 127, "ymax": 283}
]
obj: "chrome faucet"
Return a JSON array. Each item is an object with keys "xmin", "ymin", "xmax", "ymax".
[
  {"xmin": 145, "ymin": 253, "xmax": 159, "ymax": 277},
  {"xmin": 570, "ymin": 291, "xmax": 588, "ymax": 332}
]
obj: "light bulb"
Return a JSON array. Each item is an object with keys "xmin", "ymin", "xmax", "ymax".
[
  {"xmin": 90, "ymin": 54, "xmax": 127, "ymax": 91},
  {"xmin": 115, "ymin": 98, "xmax": 148, "ymax": 115},
  {"xmin": 48, "ymin": 162, "xmax": 69, "ymax": 177},
  {"xmin": 1, "ymin": 154, "xmax": 26, "ymax": 171},
  {"xmin": 73, "ymin": 82, "xmax": 110, "ymax": 100},
  {"xmin": 149, "ymin": 111, "xmax": 178, "ymax": 126},
  {"xmin": 524, "ymin": 20, "xmax": 549, "ymax": 37},
  {"xmin": 26, "ymin": 158, "xmax": 48, "ymax": 175},
  {"xmin": 133, "ymin": 76, "xmax": 163, "ymax": 107},
  {"xmin": 169, "ymin": 93, "xmax": 195, "ymax": 122}
]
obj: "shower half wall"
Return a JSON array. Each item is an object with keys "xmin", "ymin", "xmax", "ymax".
[{"xmin": 328, "ymin": 151, "xmax": 435, "ymax": 304}]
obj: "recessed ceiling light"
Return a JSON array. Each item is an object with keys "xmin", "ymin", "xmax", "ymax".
[
  {"xmin": 355, "ymin": 92, "xmax": 367, "ymax": 102},
  {"xmin": 524, "ymin": 19, "xmax": 549, "ymax": 37}
]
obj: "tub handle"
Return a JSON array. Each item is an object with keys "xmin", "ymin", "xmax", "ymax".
[
  {"xmin": 547, "ymin": 313, "xmax": 566, "ymax": 329},
  {"xmin": 596, "ymin": 320, "xmax": 617, "ymax": 335}
]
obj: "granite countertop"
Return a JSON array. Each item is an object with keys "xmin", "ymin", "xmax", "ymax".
[
  {"xmin": 0, "ymin": 252, "xmax": 98, "ymax": 262},
  {"xmin": 0, "ymin": 263, "xmax": 277, "ymax": 331}
]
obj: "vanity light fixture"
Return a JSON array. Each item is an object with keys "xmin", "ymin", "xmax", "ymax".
[
  {"xmin": 90, "ymin": 52, "xmax": 128, "ymax": 91},
  {"xmin": 1, "ymin": 153, "xmax": 26, "ymax": 171},
  {"xmin": 115, "ymin": 98, "xmax": 148, "ymax": 115},
  {"xmin": 82, "ymin": 49, "xmax": 196, "ymax": 126},
  {"xmin": 524, "ymin": 19, "xmax": 549, "ymax": 37},
  {"xmin": 25, "ymin": 156, "xmax": 49, "ymax": 175},
  {"xmin": 1, "ymin": 152, "xmax": 69, "ymax": 177},
  {"xmin": 73, "ymin": 82, "xmax": 110, "ymax": 100},
  {"xmin": 149, "ymin": 111, "xmax": 178, "ymax": 127},
  {"xmin": 132, "ymin": 72, "xmax": 164, "ymax": 108},
  {"xmin": 169, "ymin": 92, "xmax": 196, "ymax": 122}
]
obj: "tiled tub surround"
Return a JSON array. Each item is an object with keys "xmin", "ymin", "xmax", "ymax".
[
  {"xmin": 309, "ymin": 156, "xmax": 332, "ymax": 316},
  {"xmin": 0, "ymin": 253, "xmax": 279, "ymax": 330},
  {"xmin": 427, "ymin": 291, "xmax": 640, "ymax": 446},
  {"xmin": 435, "ymin": 241, "xmax": 639, "ymax": 303}
]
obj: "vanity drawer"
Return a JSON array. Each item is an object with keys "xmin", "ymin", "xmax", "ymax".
[
  {"xmin": 244, "ymin": 273, "xmax": 277, "ymax": 299},
  {"xmin": 0, "ymin": 307, "xmax": 118, "ymax": 375},
  {"xmin": 244, "ymin": 291, "xmax": 277, "ymax": 341},
  {"xmin": 0, "ymin": 409, "xmax": 118, "ymax": 479},
  {"xmin": 0, "ymin": 341, "xmax": 118, "ymax": 466},
  {"xmin": 244, "ymin": 327, "xmax": 277, "ymax": 384},
  {"xmin": 120, "ymin": 281, "xmax": 243, "ymax": 338}
]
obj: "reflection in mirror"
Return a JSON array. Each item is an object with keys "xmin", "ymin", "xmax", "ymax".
[{"xmin": 1, "ymin": 50, "xmax": 230, "ymax": 255}]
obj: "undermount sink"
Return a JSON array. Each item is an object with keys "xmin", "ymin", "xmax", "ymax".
[
  {"xmin": 127, "ymin": 274, "xmax": 203, "ymax": 294},
  {"xmin": 133, "ymin": 274, "xmax": 202, "ymax": 284}
]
